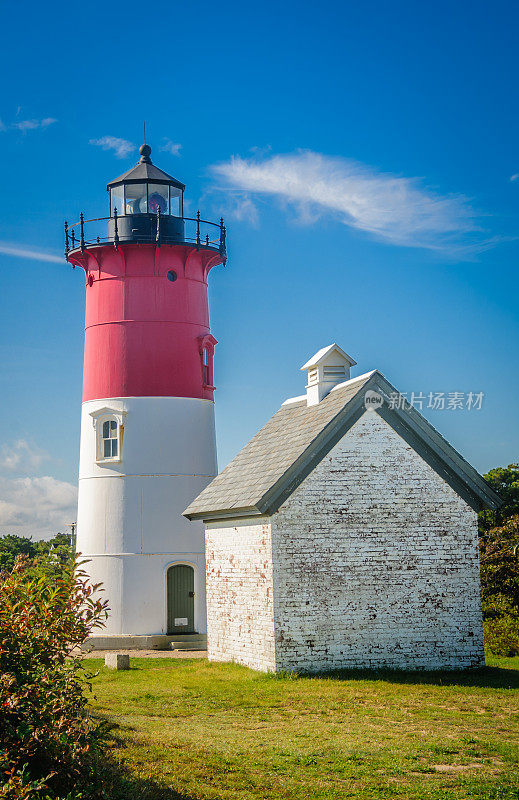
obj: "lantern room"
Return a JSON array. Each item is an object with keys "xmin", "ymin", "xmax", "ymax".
[
  {"xmin": 105, "ymin": 143, "xmax": 186, "ymax": 245},
  {"xmin": 65, "ymin": 143, "xmax": 226, "ymax": 260},
  {"xmin": 107, "ymin": 144, "xmax": 185, "ymax": 217}
]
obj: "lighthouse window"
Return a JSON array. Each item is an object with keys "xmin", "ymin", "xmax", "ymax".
[
  {"xmin": 110, "ymin": 185, "xmax": 124, "ymax": 216},
  {"xmin": 170, "ymin": 186, "xmax": 182, "ymax": 217},
  {"xmin": 125, "ymin": 183, "xmax": 147, "ymax": 215},
  {"xmin": 203, "ymin": 348, "xmax": 209, "ymax": 385},
  {"xmin": 102, "ymin": 419, "xmax": 118, "ymax": 459},
  {"xmin": 148, "ymin": 184, "xmax": 169, "ymax": 215}
]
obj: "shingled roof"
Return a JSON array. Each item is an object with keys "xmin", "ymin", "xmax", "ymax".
[{"xmin": 183, "ymin": 371, "xmax": 501, "ymax": 522}]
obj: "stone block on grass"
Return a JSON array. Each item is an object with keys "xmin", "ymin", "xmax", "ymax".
[{"xmin": 105, "ymin": 653, "xmax": 130, "ymax": 670}]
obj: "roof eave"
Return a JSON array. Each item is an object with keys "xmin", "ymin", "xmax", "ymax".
[
  {"xmin": 182, "ymin": 505, "xmax": 263, "ymax": 523},
  {"xmin": 372, "ymin": 374, "xmax": 503, "ymax": 512}
]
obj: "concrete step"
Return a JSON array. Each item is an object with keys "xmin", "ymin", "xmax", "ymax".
[{"xmin": 169, "ymin": 635, "xmax": 207, "ymax": 651}]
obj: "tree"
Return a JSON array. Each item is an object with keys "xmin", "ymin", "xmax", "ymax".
[
  {"xmin": 0, "ymin": 532, "xmax": 73, "ymax": 574},
  {"xmin": 479, "ymin": 515, "xmax": 519, "ymax": 609},
  {"xmin": 478, "ymin": 465, "xmax": 519, "ymax": 654},
  {"xmin": 479, "ymin": 463, "xmax": 519, "ymax": 534},
  {"xmin": 0, "ymin": 535, "xmax": 36, "ymax": 572}
]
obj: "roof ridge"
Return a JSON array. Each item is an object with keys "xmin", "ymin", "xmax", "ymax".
[{"xmin": 184, "ymin": 370, "xmax": 501, "ymax": 522}]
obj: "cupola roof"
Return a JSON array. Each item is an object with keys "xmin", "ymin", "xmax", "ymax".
[{"xmin": 106, "ymin": 144, "xmax": 186, "ymax": 190}]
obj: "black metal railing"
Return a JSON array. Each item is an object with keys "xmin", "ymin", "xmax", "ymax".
[{"xmin": 64, "ymin": 209, "xmax": 227, "ymax": 262}]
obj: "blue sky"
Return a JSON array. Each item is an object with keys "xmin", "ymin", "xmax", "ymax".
[{"xmin": 0, "ymin": 0, "xmax": 517, "ymax": 538}]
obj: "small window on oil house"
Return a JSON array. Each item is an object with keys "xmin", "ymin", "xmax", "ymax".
[
  {"xmin": 203, "ymin": 348, "xmax": 209, "ymax": 385},
  {"xmin": 101, "ymin": 419, "xmax": 118, "ymax": 459}
]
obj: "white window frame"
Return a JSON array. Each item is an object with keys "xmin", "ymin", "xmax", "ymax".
[{"xmin": 89, "ymin": 407, "xmax": 127, "ymax": 464}]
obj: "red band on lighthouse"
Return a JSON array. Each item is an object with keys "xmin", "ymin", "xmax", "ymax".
[{"xmin": 70, "ymin": 243, "xmax": 222, "ymax": 401}]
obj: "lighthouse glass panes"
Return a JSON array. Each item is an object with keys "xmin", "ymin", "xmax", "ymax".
[
  {"xmin": 110, "ymin": 184, "xmax": 183, "ymax": 216},
  {"xmin": 110, "ymin": 185, "xmax": 124, "ymax": 216},
  {"xmin": 101, "ymin": 419, "xmax": 118, "ymax": 459},
  {"xmin": 148, "ymin": 184, "xmax": 169, "ymax": 214},
  {"xmin": 125, "ymin": 184, "xmax": 147, "ymax": 215},
  {"xmin": 169, "ymin": 186, "xmax": 182, "ymax": 216}
]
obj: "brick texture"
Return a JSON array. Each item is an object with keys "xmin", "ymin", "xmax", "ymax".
[
  {"xmin": 205, "ymin": 521, "xmax": 276, "ymax": 671},
  {"xmin": 205, "ymin": 411, "xmax": 484, "ymax": 673}
]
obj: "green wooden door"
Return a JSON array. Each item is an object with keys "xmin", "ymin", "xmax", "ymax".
[{"xmin": 167, "ymin": 565, "xmax": 195, "ymax": 634}]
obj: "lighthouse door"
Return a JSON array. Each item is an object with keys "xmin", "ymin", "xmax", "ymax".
[{"xmin": 167, "ymin": 565, "xmax": 195, "ymax": 634}]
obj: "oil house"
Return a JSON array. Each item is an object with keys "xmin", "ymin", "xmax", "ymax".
[{"xmin": 184, "ymin": 344, "xmax": 501, "ymax": 673}]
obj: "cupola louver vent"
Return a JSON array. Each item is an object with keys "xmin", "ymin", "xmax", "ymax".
[{"xmin": 301, "ymin": 344, "xmax": 357, "ymax": 406}]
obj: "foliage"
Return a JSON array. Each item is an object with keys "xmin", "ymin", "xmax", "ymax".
[
  {"xmin": 479, "ymin": 515, "xmax": 519, "ymax": 609},
  {"xmin": 483, "ymin": 616, "xmax": 519, "ymax": 657},
  {"xmin": 0, "ymin": 537, "xmax": 36, "ymax": 573},
  {"xmin": 0, "ymin": 555, "xmax": 108, "ymax": 799},
  {"xmin": 478, "ymin": 466, "xmax": 519, "ymax": 656},
  {"xmin": 479, "ymin": 463, "xmax": 519, "ymax": 534},
  {"xmin": 482, "ymin": 593, "xmax": 518, "ymax": 620},
  {"xmin": 0, "ymin": 534, "xmax": 73, "ymax": 575}
]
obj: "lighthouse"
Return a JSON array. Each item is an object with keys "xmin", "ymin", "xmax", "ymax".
[{"xmin": 65, "ymin": 144, "xmax": 226, "ymax": 644}]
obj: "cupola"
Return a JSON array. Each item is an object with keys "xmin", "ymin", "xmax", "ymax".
[{"xmin": 301, "ymin": 344, "xmax": 357, "ymax": 406}]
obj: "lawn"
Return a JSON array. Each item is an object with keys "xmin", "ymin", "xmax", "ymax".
[{"xmin": 87, "ymin": 655, "xmax": 519, "ymax": 800}]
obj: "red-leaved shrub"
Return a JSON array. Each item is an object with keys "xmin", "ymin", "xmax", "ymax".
[{"xmin": 0, "ymin": 556, "xmax": 108, "ymax": 799}]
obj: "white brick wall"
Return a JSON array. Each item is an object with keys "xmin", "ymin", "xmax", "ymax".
[
  {"xmin": 205, "ymin": 519, "xmax": 276, "ymax": 671},
  {"xmin": 205, "ymin": 411, "xmax": 484, "ymax": 673},
  {"xmin": 272, "ymin": 411, "xmax": 484, "ymax": 672}
]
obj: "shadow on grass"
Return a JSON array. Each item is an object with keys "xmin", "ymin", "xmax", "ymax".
[
  {"xmin": 88, "ymin": 736, "xmax": 199, "ymax": 800},
  {"xmin": 299, "ymin": 665, "xmax": 519, "ymax": 689},
  {"xmin": 93, "ymin": 762, "xmax": 197, "ymax": 800}
]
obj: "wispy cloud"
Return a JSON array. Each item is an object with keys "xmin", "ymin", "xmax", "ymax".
[
  {"xmin": 210, "ymin": 150, "xmax": 491, "ymax": 255},
  {"xmin": 510, "ymin": 173, "xmax": 519, "ymax": 183},
  {"xmin": 12, "ymin": 117, "xmax": 57, "ymax": 131},
  {"xmin": 0, "ymin": 116, "xmax": 57, "ymax": 133},
  {"xmin": 0, "ymin": 440, "xmax": 49, "ymax": 473},
  {"xmin": 160, "ymin": 138, "xmax": 182, "ymax": 156},
  {"xmin": 0, "ymin": 243, "xmax": 63, "ymax": 264},
  {"xmin": 228, "ymin": 195, "xmax": 259, "ymax": 226},
  {"xmin": 90, "ymin": 135, "xmax": 135, "ymax": 159}
]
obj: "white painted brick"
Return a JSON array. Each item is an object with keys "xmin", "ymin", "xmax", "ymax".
[{"xmin": 205, "ymin": 412, "xmax": 484, "ymax": 673}]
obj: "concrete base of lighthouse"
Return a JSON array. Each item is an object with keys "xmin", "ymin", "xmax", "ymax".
[
  {"xmin": 81, "ymin": 634, "xmax": 207, "ymax": 652},
  {"xmin": 76, "ymin": 396, "xmax": 217, "ymax": 637}
]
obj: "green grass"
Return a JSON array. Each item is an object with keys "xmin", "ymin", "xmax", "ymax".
[{"xmin": 86, "ymin": 656, "xmax": 519, "ymax": 799}]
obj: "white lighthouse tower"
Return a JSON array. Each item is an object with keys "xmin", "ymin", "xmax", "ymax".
[{"xmin": 66, "ymin": 143, "xmax": 226, "ymax": 646}]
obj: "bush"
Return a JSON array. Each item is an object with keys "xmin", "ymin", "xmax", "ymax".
[
  {"xmin": 483, "ymin": 615, "xmax": 519, "ymax": 657},
  {"xmin": 480, "ymin": 515, "xmax": 519, "ymax": 610},
  {"xmin": 0, "ymin": 556, "xmax": 108, "ymax": 799},
  {"xmin": 482, "ymin": 593, "xmax": 518, "ymax": 620}
]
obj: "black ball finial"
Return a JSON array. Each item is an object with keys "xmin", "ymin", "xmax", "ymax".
[{"xmin": 139, "ymin": 143, "xmax": 152, "ymax": 163}]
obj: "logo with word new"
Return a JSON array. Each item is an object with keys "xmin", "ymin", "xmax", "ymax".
[{"xmin": 364, "ymin": 390, "xmax": 383, "ymax": 411}]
